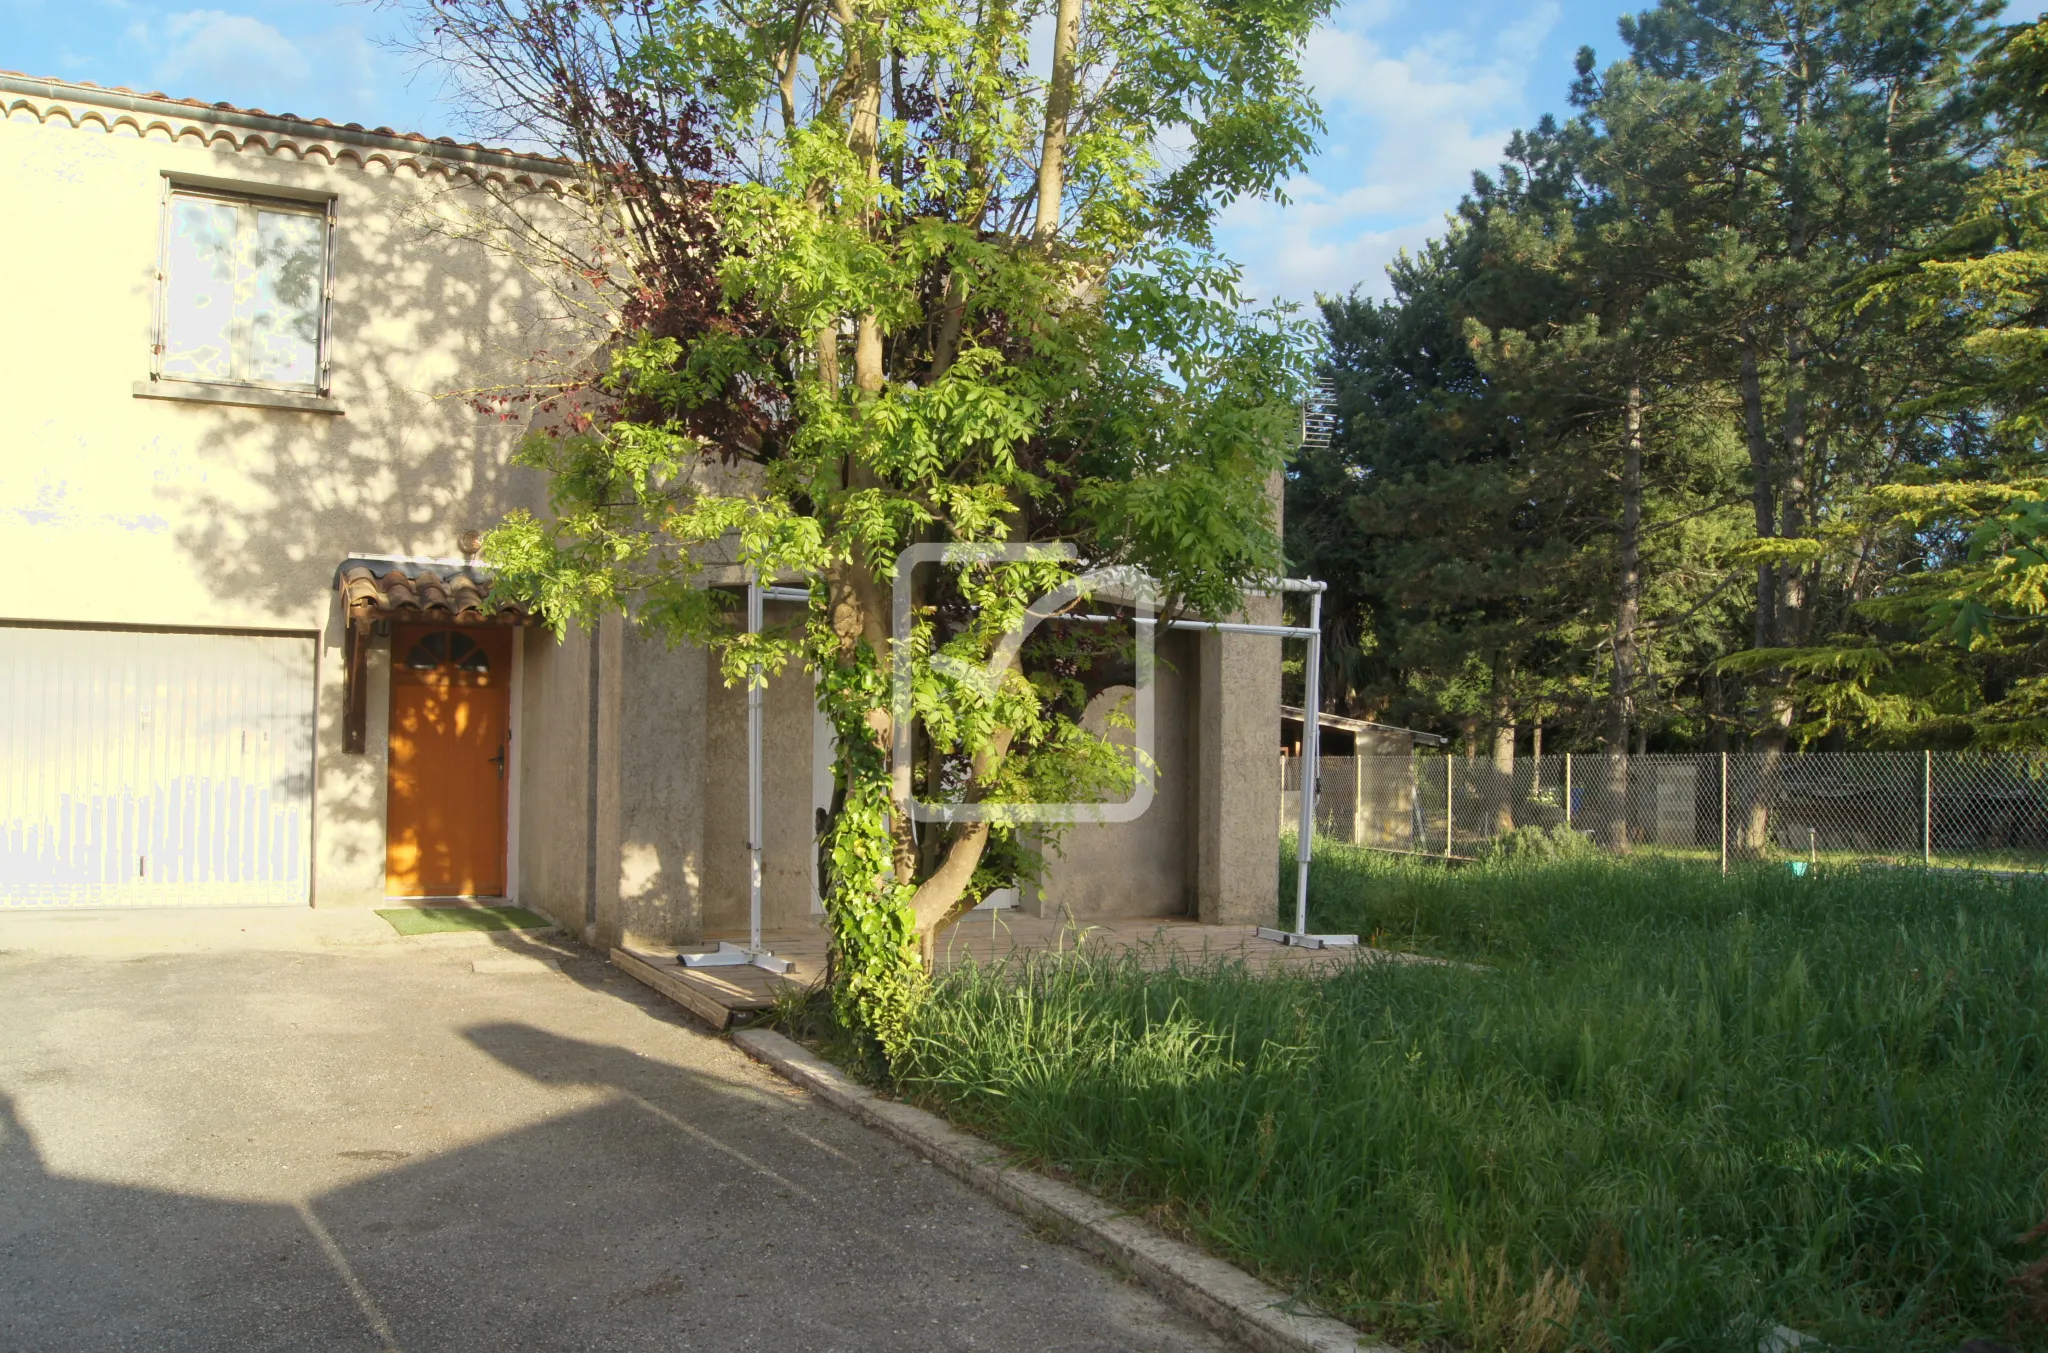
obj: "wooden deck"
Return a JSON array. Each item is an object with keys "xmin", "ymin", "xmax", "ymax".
[{"xmin": 614, "ymin": 910, "xmax": 1386, "ymax": 1030}]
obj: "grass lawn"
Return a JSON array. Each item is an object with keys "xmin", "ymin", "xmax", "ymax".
[{"xmin": 886, "ymin": 845, "xmax": 2048, "ymax": 1351}]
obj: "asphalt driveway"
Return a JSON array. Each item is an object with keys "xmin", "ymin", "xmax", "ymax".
[{"xmin": 0, "ymin": 913, "xmax": 1232, "ymax": 1352}]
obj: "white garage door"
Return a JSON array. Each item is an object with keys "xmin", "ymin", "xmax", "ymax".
[{"xmin": 0, "ymin": 627, "xmax": 316, "ymax": 908}]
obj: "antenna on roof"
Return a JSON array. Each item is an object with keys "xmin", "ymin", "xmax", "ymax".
[{"xmin": 1299, "ymin": 375, "xmax": 1337, "ymax": 452}]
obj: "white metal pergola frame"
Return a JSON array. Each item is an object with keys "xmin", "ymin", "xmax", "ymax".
[
  {"xmin": 1253, "ymin": 579, "xmax": 1354, "ymax": 948},
  {"xmin": 679, "ymin": 574, "xmax": 804, "ymax": 975},
  {"xmin": 1026, "ymin": 578, "xmax": 1352, "ymax": 947},
  {"xmin": 681, "ymin": 570, "xmax": 1350, "ymax": 968}
]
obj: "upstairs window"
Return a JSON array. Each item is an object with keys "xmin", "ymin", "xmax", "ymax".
[{"xmin": 157, "ymin": 187, "xmax": 331, "ymax": 392}]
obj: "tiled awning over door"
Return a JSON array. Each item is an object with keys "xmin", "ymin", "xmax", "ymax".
[
  {"xmin": 337, "ymin": 559, "xmax": 536, "ymax": 628},
  {"xmin": 334, "ymin": 557, "xmax": 538, "ymax": 754}
]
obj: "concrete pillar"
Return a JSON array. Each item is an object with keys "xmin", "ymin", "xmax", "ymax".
[
  {"xmin": 1193, "ymin": 593, "xmax": 1282, "ymax": 926},
  {"xmin": 606, "ymin": 624, "xmax": 708, "ymax": 949},
  {"xmin": 513, "ymin": 620, "xmax": 595, "ymax": 937}
]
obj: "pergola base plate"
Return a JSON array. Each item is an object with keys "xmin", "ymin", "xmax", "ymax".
[
  {"xmin": 678, "ymin": 940, "xmax": 796, "ymax": 974},
  {"xmin": 1254, "ymin": 928, "xmax": 1358, "ymax": 950}
]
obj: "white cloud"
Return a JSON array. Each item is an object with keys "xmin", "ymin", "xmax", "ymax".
[
  {"xmin": 120, "ymin": 9, "xmax": 384, "ymax": 124},
  {"xmin": 1495, "ymin": 2, "xmax": 1564, "ymax": 58},
  {"xmin": 152, "ymin": 11, "xmax": 310, "ymax": 103},
  {"xmin": 1217, "ymin": 0, "xmax": 1563, "ymax": 306},
  {"xmin": 1220, "ymin": 189, "xmax": 1447, "ymax": 308}
]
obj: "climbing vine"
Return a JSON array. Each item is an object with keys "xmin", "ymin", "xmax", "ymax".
[{"xmin": 809, "ymin": 621, "xmax": 924, "ymax": 1059}]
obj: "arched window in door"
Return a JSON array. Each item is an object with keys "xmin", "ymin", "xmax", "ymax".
[{"xmin": 403, "ymin": 631, "xmax": 490, "ymax": 674}]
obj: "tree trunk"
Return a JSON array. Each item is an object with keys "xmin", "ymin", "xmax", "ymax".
[
  {"xmin": 1489, "ymin": 649, "xmax": 1515, "ymax": 836},
  {"xmin": 1738, "ymin": 320, "xmax": 1776, "ymax": 650},
  {"xmin": 845, "ymin": 3, "xmax": 886, "ymax": 395},
  {"xmin": 1603, "ymin": 382, "xmax": 1644, "ymax": 853},
  {"xmin": 906, "ymin": 724, "xmax": 1017, "ymax": 958},
  {"xmin": 1740, "ymin": 319, "xmax": 1812, "ymax": 859},
  {"xmin": 1736, "ymin": 320, "xmax": 1780, "ymax": 857},
  {"xmin": 1779, "ymin": 321, "xmax": 1812, "ymax": 648},
  {"xmin": 1034, "ymin": 0, "xmax": 1083, "ymax": 240},
  {"xmin": 777, "ymin": 0, "xmax": 810, "ymax": 132},
  {"xmin": 814, "ymin": 326, "xmax": 841, "ymax": 391},
  {"xmin": 1745, "ymin": 693, "xmax": 1792, "ymax": 859},
  {"xmin": 822, "ymin": 548, "xmax": 1004, "ymax": 963},
  {"xmin": 918, "ymin": 725, "xmax": 945, "ymax": 877},
  {"xmin": 830, "ymin": 520, "xmax": 1024, "ymax": 960},
  {"xmin": 1706, "ymin": 672, "xmax": 1729, "ymax": 754}
]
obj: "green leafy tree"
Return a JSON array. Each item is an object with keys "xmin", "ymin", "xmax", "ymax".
[
  {"xmin": 1794, "ymin": 16, "xmax": 2048, "ymax": 743},
  {"xmin": 1296, "ymin": 0, "xmax": 2002, "ymax": 783},
  {"xmin": 1468, "ymin": 112, "xmax": 1709, "ymax": 843},
  {"xmin": 1291, "ymin": 126, "xmax": 1609, "ymax": 739},
  {"xmin": 1613, "ymin": 0, "xmax": 1995, "ymax": 774},
  {"xmin": 414, "ymin": 0, "xmax": 1325, "ymax": 1057},
  {"xmin": 1293, "ymin": 107, "xmax": 1744, "ymax": 798}
]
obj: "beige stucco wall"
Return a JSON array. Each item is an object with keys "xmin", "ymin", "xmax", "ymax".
[
  {"xmin": 316, "ymin": 624, "xmax": 394, "ymax": 906},
  {"xmin": 0, "ymin": 86, "xmax": 585, "ymax": 907},
  {"xmin": 555, "ymin": 601, "xmax": 1276, "ymax": 944},
  {"xmin": 513, "ymin": 614, "xmax": 755, "ymax": 951},
  {"xmin": 1030, "ymin": 618, "xmax": 1283, "ymax": 927},
  {"xmin": 1034, "ymin": 628, "xmax": 1198, "ymax": 919}
]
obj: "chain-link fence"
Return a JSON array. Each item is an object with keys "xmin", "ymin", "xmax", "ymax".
[{"xmin": 1281, "ymin": 750, "xmax": 2048, "ymax": 871}]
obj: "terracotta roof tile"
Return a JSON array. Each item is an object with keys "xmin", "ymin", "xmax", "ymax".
[
  {"xmin": 338, "ymin": 560, "xmax": 535, "ymax": 626},
  {"xmin": 0, "ymin": 69, "xmax": 573, "ymax": 169}
]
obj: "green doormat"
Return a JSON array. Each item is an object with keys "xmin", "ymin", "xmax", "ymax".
[{"xmin": 374, "ymin": 906, "xmax": 553, "ymax": 936}]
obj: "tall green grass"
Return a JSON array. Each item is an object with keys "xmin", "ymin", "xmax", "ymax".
[{"xmin": 895, "ymin": 848, "xmax": 2048, "ymax": 1351}]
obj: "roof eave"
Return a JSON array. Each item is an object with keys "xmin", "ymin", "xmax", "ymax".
[{"xmin": 0, "ymin": 72, "xmax": 575, "ymax": 179}]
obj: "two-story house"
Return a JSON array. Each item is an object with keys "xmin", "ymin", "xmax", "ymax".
[{"xmin": 0, "ymin": 73, "xmax": 1284, "ymax": 951}]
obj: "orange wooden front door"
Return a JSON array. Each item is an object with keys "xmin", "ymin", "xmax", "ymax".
[{"xmin": 385, "ymin": 625, "xmax": 512, "ymax": 898}]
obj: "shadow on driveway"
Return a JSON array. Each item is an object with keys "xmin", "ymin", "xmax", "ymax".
[{"xmin": 0, "ymin": 953, "xmax": 1228, "ymax": 1353}]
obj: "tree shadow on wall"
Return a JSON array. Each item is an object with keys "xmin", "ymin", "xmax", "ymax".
[{"xmin": 154, "ymin": 178, "xmax": 595, "ymax": 877}]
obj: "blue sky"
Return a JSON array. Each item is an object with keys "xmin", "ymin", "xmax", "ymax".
[{"xmin": 7, "ymin": 0, "xmax": 2045, "ymax": 307}]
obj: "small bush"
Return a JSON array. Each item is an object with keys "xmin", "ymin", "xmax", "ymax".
[{"xmin": 1478, "ymin": 823, "xmax": 1597, "ymax": 861}]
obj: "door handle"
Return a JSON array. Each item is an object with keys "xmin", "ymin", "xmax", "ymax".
[{"xmin": 489, "ymin": 743, "xmax": 507, "ymax": 780}]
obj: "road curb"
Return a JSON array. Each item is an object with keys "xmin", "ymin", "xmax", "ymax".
[{"xmin": 730, "ymin": 1027, "xmax": 1388, "ymax": 1353}]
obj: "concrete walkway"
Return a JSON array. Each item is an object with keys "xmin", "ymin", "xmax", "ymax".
[{"xmin": 0, "ymin": 908, "xmax": 1234, "ymax": 1352}]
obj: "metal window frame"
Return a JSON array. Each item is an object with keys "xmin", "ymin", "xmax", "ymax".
[{"xmin": 152, "ymin": 178, "xmax": 338, "ymax": 398}]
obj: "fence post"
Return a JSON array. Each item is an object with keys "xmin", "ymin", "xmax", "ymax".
[
  {"xmin": 1353, "ymin": 754, "xmax": 1370, "ymax": 847},
  {"xmin": 1281, "ymin": 752, "xmax": 1290, "ymax": 839},
  {"xmin": 1564, "ymin": 752, "xmax": 1572, "ymax": 830},
  {"xmin": 1445, "ymin": 754, "xmax": 1454, "ymax": 861},
  {"xmin": 1923, "ymin": 749, "xmax": 1933, "ymax": 867},
  {"xmin": 1719, "ymin": 751, "xmax": 1728, "ymax": 877},
  {"xmin": 1407, "ymin": 753, "xmax": 1420, "ymax": 856}
]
